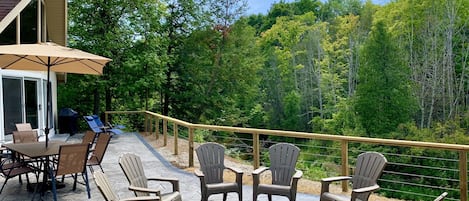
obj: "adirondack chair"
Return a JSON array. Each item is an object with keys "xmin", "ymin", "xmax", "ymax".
[
  {"xmin": 320, "ymin": 152, "xmax": 387, "ymax": 201},
  {"xmin": 93, "ymin": 171, "xmax": 160, "ymax": 201},
  {"xmin": 119, "ymin": 153, "xmax": 182, "ymax": 201},
  {"xmin": 434, "ymin": 192, "xmax": 448, "ymax": 201},
  {"xmin": 195, "ymin": 142, "xmax": 243, "ymax": 201},
  {"xmin": 252, "ymin": 143, "xmax": 303, "ymax": 201}
]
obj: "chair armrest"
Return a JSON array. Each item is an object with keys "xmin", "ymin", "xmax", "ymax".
[
  {"xmin": 194, "ymin": 169, "xmax": 204, "ymax": 177},
  {"xmin": 147, "ymin": 177, "xmax": 180, "ymax": 192},
  {"xmin": 320, "ymin": 176, "xmax": 352, "ymax": 195},
  {"xmin": 321, "ymin": 176, "xmax": 352, "ymax": 183},
  {"xmin": 293, "ymin": 170, "xmax": 303, "ymax": 179},
  {"xmin": 252, "ymin": 167, "xmax": 269, "ymax": 175},
  {"xmin": 128, "ymin": 185, "xmax": 161, "ymax": 196},
  {"xmin": 120, "ymin": 196, "xmax": 160, "ymax": 201},
  {"xmin": 252, "ymin": 167, "xmax": 269, "ymax": 187},
  {"xmin": 352, "ymin": 184, "xmax": 380, "ymax": 194},
  {"xmin": 226, "ymin": 166, "xmax": 243, "ymax": 174}
]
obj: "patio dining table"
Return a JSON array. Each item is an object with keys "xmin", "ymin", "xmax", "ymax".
[{"xmin": 3, "ymin": 141, "xmax": 69, "ymax": 198}]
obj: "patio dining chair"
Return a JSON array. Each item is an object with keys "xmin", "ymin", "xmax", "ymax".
[
  {"xmin": 82, "ymin": 130, "xmax": 97, "ymax": 148},
  {"xmin": 50, "ymin": 143, "xmax": 91, "ymax": 201},
  {"xmin": 93, "ymin": 171, "xmax": 160, "ymax": 201},
  {"xmin": 12, "ymin": 131, "xmax": 41, "ymax": 175},
  {"xmin": 119, "ymin": 153, "xmax": 182, "ymax": 201},
  {"xmin": 0, "ymin": 156, "xmax": 37, "ymax": 193},
  {"xmin": 320, "ymin": 152, "xmax": 387, "ymax": 201},
  {"xmin": 195, "ymin": 142, "xmax": 243, "ymax": 201},
  {"xmin": 12, "ymin": 130, "xmax": 38, "ymax": 144},
  {"xmin": 252, "ymin": 143, "xmax": 302, "ymax": 201},
  {"xmin": 87, "ymin": 133, "xmax": 111, "ymax": 173},
  {"xmin": 15, "ymin": 123, "xmax": 33, "ymax": 131}
]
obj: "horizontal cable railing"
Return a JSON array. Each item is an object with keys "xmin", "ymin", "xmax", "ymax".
[{"xmin": 106, "ymin": 111, "xmax": 469, "ymax": 201}]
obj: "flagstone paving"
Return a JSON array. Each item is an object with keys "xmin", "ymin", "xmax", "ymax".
[{"xmin": 0, "ymin": 132, "xmax": 319, "ymax": 201}]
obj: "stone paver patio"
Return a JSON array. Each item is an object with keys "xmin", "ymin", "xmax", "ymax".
[{"xmin": 0, "ymin": 132, "xmax": 319, "ymax": 201}]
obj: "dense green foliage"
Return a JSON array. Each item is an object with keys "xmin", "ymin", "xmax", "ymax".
[{"xmin": 61, "ymin": 0, "xmax": 468, "ymax": 199}]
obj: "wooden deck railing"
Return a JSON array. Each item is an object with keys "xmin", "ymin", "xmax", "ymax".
[{"xmin": 106, "ymin": 110, "xmax": 469, "ymax": 201}]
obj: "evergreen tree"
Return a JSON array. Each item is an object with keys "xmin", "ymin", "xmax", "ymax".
[{"xmin": 354, "ymin": 21, "xmax": 417, "ymax": 137}]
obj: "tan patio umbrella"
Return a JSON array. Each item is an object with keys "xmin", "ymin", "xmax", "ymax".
[{"xmin": 0, "ymin": 42, "xmax": 111, "ymax": 147}]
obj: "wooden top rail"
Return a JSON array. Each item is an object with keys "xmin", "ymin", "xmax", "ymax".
[{"xmin": 112, "ymin": 111, "xmax": 469, "ymax": 152}]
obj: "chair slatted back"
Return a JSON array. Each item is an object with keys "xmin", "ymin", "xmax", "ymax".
[
  {"xmin": 351, "ymin": 152, "xmax": 387, "ymax": 201},
  {"xmin": 119, "ymin": 153, "xmax": 150, "ymax": 197},
  {"xmin": 12, "ymin": 131, "xmax": 38, "ymax": 143},
  {"xmin": 56, "ymin": 143, "xmax": 90, "ymax": 176},
  {"xmin": 93, "ymin": 171, "xmax": 119, "ymax": 201},
  {"xmin": 82, "ymin": 131, "xmax": 96, "ymax": 145},
  {"xmin": 268, "ymin": 143, "xmax": 300, "ymax": 186},
  {"xmin": 196, "ymin": 143, "xmax": 225, "ymax": 184}
]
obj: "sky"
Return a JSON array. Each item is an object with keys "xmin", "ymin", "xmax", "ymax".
[{"xmin": 246, "ymin": 0, "xmax": 391, "ymax": 15}]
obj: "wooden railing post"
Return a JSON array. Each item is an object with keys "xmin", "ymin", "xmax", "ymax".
[
  {"xmin": 174, "ymin": 123, "xmax": 178, "ymax": 155},
  {"xmin": 163, "ymin": 119, "xmax": 167, "ymax": 146},
  {"xmin": 155, "ymin": 117, "xmax": 159, "ymax": 139},
  {"xmin": 341, "ymin": 140, "xmax": 349, "ymax": 192},
  {"xmin": 189, "ymin": 127, "xmax": 194, "ymax": 167},
  {"xmin": 460, "ymin": 151, "xmax": 468, "ymax": 201},
  {"xmin": 253, "ymin": 133, "xmax": 260, "ymax": 169},
  {"xmin": 144, "ymin": 113, "xmax": 148, "ymax": 134},
  {"xmin": 149, "ymin": 115, "xmax": 154, "ymax": 136},
  {"xmin": 104, "ymin": 112, "xmax": 108, "ymax": 126}
]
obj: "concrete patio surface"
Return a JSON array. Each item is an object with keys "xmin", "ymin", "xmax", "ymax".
[{"xmin": 0, "ymin": 132, "xmax": 319, "ymax": 201}]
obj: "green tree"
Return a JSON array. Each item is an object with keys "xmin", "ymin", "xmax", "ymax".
[{"xmin": 354, "ymin": 21, "xmax": 417, "ymax": 137}]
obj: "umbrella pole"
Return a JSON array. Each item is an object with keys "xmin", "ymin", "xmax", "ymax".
[{"xmin": 45, "ymin": 57, "xmax": 51, "ymax": 148}]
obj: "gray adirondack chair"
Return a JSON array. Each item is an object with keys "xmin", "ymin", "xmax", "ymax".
[
  {"xmin": 434, "ymin": 192, "xmax": 448, "ymax": 201},
  {"xmin": 119, "ymin": 153, "xmax": 182, "ymax": 201},
  {"xmin": 195, "ymin": 142, "xmax": 243, "ymax": 201},
  {"xmin": 320, "ymin": 152, "xmax": 387, "ymax": 201},
  {"xmin": 252, "ymin": 143, "xmax": 303, "ymax": 201},
  {"xmin": 93, "ymin": 171, "xmax": 160, "ymax": 201}
]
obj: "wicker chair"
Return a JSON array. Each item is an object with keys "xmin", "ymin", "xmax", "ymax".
[
  {"xmin": 195, "ymin": 142, "xmax": 243, "ymax": 201},
  {"xmin": 50, "ymin": 143, "xmax": 91, "ymax": 200},
  {"xmin": 252, "ymin": 143, "xmax": 302, "ymax": 201},
  {"xmin": 320, "ymin": 152, "xmax": 387, "ymax": 201},
  {"xmin": 87, "ymin": 133, "xmax": 111, "ymax": 173},
  {"xmin": 93, "ymin": 171, "xmax": 160, "ymax": 201},
  {"xmin": 119, "ymin": 153, "xmax": 181, "ymax": 201}
]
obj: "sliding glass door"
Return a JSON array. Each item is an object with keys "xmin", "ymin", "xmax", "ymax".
[{"xmin": 2, "ymin": 77, "xmax": 41, "ymax": 134}]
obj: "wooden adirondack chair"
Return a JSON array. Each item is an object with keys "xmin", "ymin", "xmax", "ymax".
[
  {"xmin": 119, "ymin": 153, "xmax": 181, "ymax": 201},
  {"xmin": 434, "ymin": 192, "xmax": 448, "ymax": 201},
  {"xmin": 252, "ymin": 143, "xmax": 303, "ymax": 201},
  {"xmin": 320, "ymin": 152, "xmax": 387, "ymax": 201},
  {"xmin": 93, "ymin": 171, "xmax": 160, "ymax": 201},
  {"xmin": 195, "ymin": 142, "xmax": 243, "ymax": 201}
]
